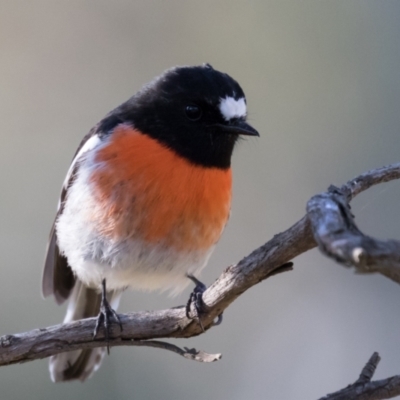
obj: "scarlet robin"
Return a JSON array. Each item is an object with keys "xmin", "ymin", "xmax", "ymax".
[{"xmin": 42, "ymin": 64, "xmax": 259, "ymax": 381}]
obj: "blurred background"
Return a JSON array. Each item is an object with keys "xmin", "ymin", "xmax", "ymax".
[{"xmin": 1, "ymin": 1, "xmax": 400, "ymax": 399}]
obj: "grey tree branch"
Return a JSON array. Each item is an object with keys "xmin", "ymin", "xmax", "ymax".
[
  {"xmin": 307, "ymin": 163, "xmax": 400, "ymax": 283},
  {"xmin": 1, "ymin": 162, "xmax": 400, "ymax": 399}
]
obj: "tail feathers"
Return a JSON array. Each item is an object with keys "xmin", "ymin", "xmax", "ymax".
[{"xmin": 49, "ymin": 281, "xmax": 121, "ymax": 382}]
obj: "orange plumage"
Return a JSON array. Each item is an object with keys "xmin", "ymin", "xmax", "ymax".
[{"xmin": 90, "ymin": 125, "xmax": 232, "ymax": 251}]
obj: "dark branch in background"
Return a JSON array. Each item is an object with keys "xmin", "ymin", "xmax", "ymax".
[
  {"xmin": 1, "ymin": 163, "xmax": 400, "ymax": 399},
  {"xmin": 319, "ymin": 352, "xmax": 400, "ymax": 400}
]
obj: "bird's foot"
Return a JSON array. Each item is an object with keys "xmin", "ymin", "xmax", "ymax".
[
  {"xmin": 93, "ymin": 279, "xmax": 123, "ymax": 354},
  {"xmin": 185, "ymin": 275, "xmax": 223, "ymax": 331}
]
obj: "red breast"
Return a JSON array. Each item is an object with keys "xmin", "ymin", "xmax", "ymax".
[{"xmin": 89, "ymin": 125, "xmax": 232, "ymax": 252}]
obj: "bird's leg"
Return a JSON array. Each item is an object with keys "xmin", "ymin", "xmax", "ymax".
[
  {"xmin": 185, "ymin": 274, "xmax": 223, "ymax": 331},
  {"xmin": 93, "ymin": 279, "xmax": 123, "ymax": 354}
]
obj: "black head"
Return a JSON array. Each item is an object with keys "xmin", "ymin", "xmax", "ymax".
[{"xmin": 100, "ymin": 64, "xmax": 259, "ymax": 169}]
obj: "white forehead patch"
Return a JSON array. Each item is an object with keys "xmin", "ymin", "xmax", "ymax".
[{"xmin": 219, "ymin": 96, "xmax": 247, "ymax": 121}]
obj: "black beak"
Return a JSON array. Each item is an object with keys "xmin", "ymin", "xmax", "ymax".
[{"xmin": 211, "ymin": 120, "xmax": 259, "ymax": 136}]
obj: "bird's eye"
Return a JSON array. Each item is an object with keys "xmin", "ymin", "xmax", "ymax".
[{"xmin": 185, "ymin": 105, "xmax": 203, "ymax": 121}]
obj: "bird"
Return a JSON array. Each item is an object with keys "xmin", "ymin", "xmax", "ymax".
[{"xmin": 42, "ymin": 63, "xmax": 259, "ymax": 382}]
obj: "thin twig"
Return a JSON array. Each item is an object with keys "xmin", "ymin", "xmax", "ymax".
[{"xmin": 113, "ymin": 339, "xmax": 221, "ymax": 363}]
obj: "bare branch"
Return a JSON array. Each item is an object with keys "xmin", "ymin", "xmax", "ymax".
[
  {"xmin": 307, "ymin": 163, "xmax": 400, "ymax": 283},
  {"xmin": 319, "ymin": 352, "xmax": 400, "ymax": 400},
  {"xmin": 1, "ymin": 162, "xmax": 400, "ymax": 399},
  {"xmin": 356, "ymin": 352, "xmax": 381, "ymax": 385},
  {"xmin": 341, "ymin": 163, "xmax": 400, "ymax": 201}
]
